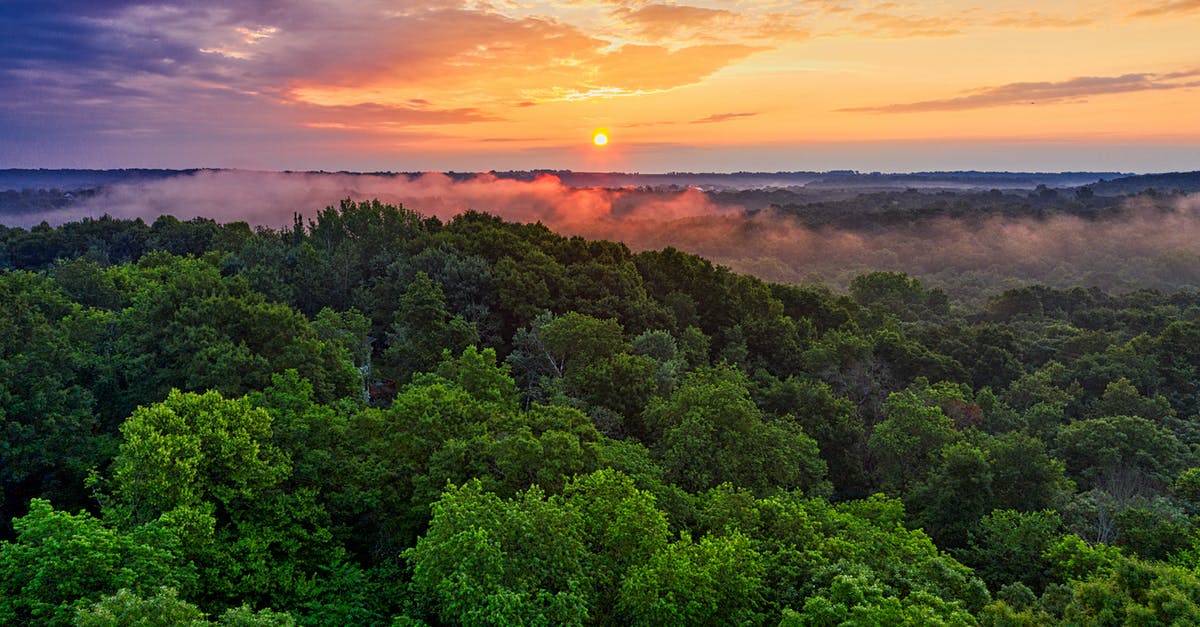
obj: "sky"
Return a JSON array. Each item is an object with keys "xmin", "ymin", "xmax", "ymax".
[{"xmin": 2, "ymin": 0, "xmax": 1199, "ymax": 173}]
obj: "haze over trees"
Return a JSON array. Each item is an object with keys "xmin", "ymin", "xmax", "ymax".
[
  {"xmin": 5, "ymin": 196, "xmax": 1200, "ymax": 624},
  {"xmin": 6, "ymin": 169, "xmax": 1200, "ymax": 305}
]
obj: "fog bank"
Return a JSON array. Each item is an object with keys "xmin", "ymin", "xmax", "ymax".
[{"xmin": 14, "ymin": 170, "xmax": 1200, "ymax": 300}]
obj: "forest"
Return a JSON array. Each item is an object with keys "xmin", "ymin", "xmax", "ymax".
[{"xmin": 5, "ymin": 199, "xmax": 1200, "ymax": 625}]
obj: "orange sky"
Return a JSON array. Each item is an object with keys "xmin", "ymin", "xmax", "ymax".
[{"xmin": 4, "ymin": 1, "xmax": 1199, "ymax": 171}]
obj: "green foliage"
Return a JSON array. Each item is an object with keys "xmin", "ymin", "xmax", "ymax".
[
  {"xmin": 784, "ymin": 573, "xmax": 977, "ymax": 626},
  {"xmin": 1174, "ymin": 467, "xmax": 1200, "ymax": 508},
  {"xmin": 405, "ymin": 481, "xmax": 590, "ymax": 626},
  {"xmin": 869, "ymin": 389, "xmax": 958, "ymax": 493},
  {"xmin": 76, "ymin": 587, "xmax": 297, "ymax": 626},
  {"xmin": 754, "ymin": 375, "xmax": 866, "ymax": 498},
  {"xmin": 982, "ymin": 431, "xmax": 1073, "ymax": 513},
  {"xmin": 562, "ymin": 470, "xmax": 671, "ymax": 623},
  {"xmin": 618, "ymin": 531, "xmax": 766, "ymax": 626},
  {"xmin": 1061, "ymin": 557, "xmax": 1200, "ymax": 625},
  {"xmin": 76, "ymin": 587, "xmax": 207, "ymax": 627},
  {"xmin": 105, "ymin": 388, "xmax": 369, "ymax": 619},
  {"xmin": 12, "ymin": 202, "xmax": 1200, "ymax": 624},
  {"xmin": 0, "ymin": 500, "xmax": 193, "ymax": 625},
  {"xmin": 850, "ymin": 271, "xmax": 950, "ymax": 323},
  {"xmin": 959, "ymin": 509, "xmax": 1062, "ymax": 593},
  {"xmin": 110, "ymin": 389, "xmax": 290, "ymax": 523},
  {"xmin": 644, "ymin": 366, "xmax": 829, "ymax": 496},
  {"xmin": 384, "ymin": 272, "xmax": 478, "ymax": 382},
  {"xmin": 0, "ymin": 270, "xmax": 111, "ymax": 519},
  {"xmin": 907, "ymin": 442, "xmax": 994, "ymax": 548},
  {"xmin": 1054, "ymin": 414, "xmax": 1193, "ymax": 487},
  {"xmin": 812, "ymin": 496, "xmax": 990, "ymax": 615},
  {"xmin": 434, "ymin": 345, "xmax": 520, "ymax": 409},
  {"xmin": 541, "ymin": 311, "xmax": 627, "ymax": 375}
]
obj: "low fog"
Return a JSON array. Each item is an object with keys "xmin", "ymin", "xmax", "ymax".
[{"xmin": 16, "ymin": 170, "xmax": 1200, "ymax": 300}]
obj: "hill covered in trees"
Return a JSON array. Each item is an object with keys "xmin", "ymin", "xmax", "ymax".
[{"xmin": 5, "ymin": 200, "xmax": 1200, "ymax": 624}]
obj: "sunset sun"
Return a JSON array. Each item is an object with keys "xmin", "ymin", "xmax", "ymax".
[{"xmin": 592, "ymin": 130, "xmax": 609, "ymax": 147}]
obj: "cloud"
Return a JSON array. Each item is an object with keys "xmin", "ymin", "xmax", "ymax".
[
  {"xmin": 1130, "ymin": 0, "xmax": 1200, "ymax": 18},
  {"xmin": 0, "ymin": 0, "xmax": 774, "ymax": 155},
  {"xmin": 586, "ymin": 43, "xmax": 767, "ymax": 93},
  {"xmin": 850, "ymin": 12, "xmax": 964, "ymax": 37},
  {"xmin": 615, "ymin": 4, "xmax": 734, "ymax": 38},
  {"xmin": 292, "ymin": 102, "xmax": 503, "ymax": 130},
  {"xmin": 691, "ymin": 112, "xmax": 758, "ymax": 124},
  {"xmin": 841, "ymin": 70, "xmax": 1200, "ymax": 113},
  {"xmin": 985, "ymin": 10, "xmax": 1095, "ymax": 29}
]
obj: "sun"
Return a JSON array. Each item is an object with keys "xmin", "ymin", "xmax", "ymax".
[{"xmin": 592, "ymin": 129, "xmax": 609, "ymax": 147}]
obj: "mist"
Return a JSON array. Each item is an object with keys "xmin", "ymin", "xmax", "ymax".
[
  {"xmin": 15, "ymin": 169, "xmax": 1200, "ymax": 301},
  {"xmin": 26, "ymin": 170, "xmax": 736, "ymax": 229}
]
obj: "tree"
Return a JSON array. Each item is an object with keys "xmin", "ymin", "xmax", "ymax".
[
  {"xmin": 0, "ymin": 271, "xmax": 108, "ymax": 521},
  {"xmin": 562, "ymin": 470, "xmax": 670, "ymax": 624},
  {"xmin": 406, "ymin": 481, "xmax": 590, "ymax": 626},
  {"xmin": 754, "ymin": 375, "xmax": 866, "ymax": 498},
  {"xmin": 907, "ymin": 442, "xmax": 994, "ymax": 548},
  {"xmin": 850, "ymin": 271, "xmax": 949, "ymax": 322},
  {"xmin": 617, "ymin": 531, "xmax": 766, "ymax": 626},
  {"xmin": 959, "ymin": 509, "xmax": 1063, "ymax": 593},
  {"xmin": 76, "ymin": 587, "xmax": 298, "ymax": 626},
  {"xmin": 76, "ymin": 587, "xmax": 206, "ymax": 627},
  {"xmin": 1060, "ymin": 557, "xmax": 1200, "ymax": 625},
  {"xmin": 643, "ymin": 366, "xmax": 829, "ymax": 496},
  {"xmin": 1085, "ymin": 377, "xmax": 1173, "ymax": 423},
  {"xmin": 540, "ymin": 311, "xmax": 627, "ymax": 377},
  {"xmin": 983, "ymin": 431, "xmax": 1073, "ymax": 513},
  {"xmin": 783, "ymin": 574, "xmax": 977, "ymax": 626},
  {"xmin": 0, "ymin": 500, "xmax": 193, "ymax": 625},
  {"xmin": 311, "ymin": 307, "xmax": 372, "ymax": 396},
  {"xmin": 1054, "ymin": 415, "xmax": 1192, "ymax": 488},
  {"xmin": 110, "ymin": 390, "xmax": 290, "ymax": 524},
  {"xmin": 383, "ymin": 272, "xmax": 477, "ymax": 382},
  {"xmin": 106, "ymin": 390, "xmax": 362, "ymax": 616},
  {"xmin": 868, "ymin": 390, "xmax": 957, "ymax": 493}
]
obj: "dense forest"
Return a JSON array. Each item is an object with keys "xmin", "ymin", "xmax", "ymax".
[{"xmin": 6, "ymin": 199, "xmax": 1200, "ymax": 624}]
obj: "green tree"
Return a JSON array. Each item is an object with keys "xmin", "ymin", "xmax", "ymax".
[
  {"xmin": 383, "ymin": 272, "xmax": 477, "ymax": 382},
  {"xmin": 907, "ymin": 442, "xmax": 994, "ymax": 548},
  {"xmin": 406, "ymin": 481, "xmax": 590, "ymax": 626},
  {"xmin": 784, "ymin": 574, "xmax": 977, "ymax": 626},
  {"xmin": 1061, "ymin": 558, "xmax": 1200, "ymax": 625},
  {"xmin": 868, "ymin": 390, "xmax": 958, "ymax": 493},
  {"xmin": 540, "ymin": 311, "xmax": 627, "ymax": 377},
  {"xmin": 0, "ymin": 500, "xmax": 193, "ymax": 625},
  {"xmin": 75, "ymin": 587, "xmax": 206, "ymax": 627},
  {"xmin": 959, "ymin": 509, "xmax": 1062, "ymax": 593},
  {"xmin": 983, "ymin": 431, "xmax": 1072, "ymax": 513},
  {"xmin": 562, "ymin": 470, "xmax": 671, "ymax": 624},
  {"xmin": 1054, "ymin": 414, "xmax": 1192, "ymax": 487},
  {"xmin": 110, "ymin": 390, "xmax": 290, "ymax": 524},
  {"xmin": 75, "ymin": 587, "xmax": 297, "ymax": 626},
  {"xmin": 0, "ymin": 271, "xmax": 108, "ymax": 520},
  {"xmin": 754, "ymin": 375, "xmax": 866, "ymax": 498},
  {"xmin": 106, "ymin": 390, "xmax": 362, "ymax": 616},
  {"xmin": 850, "ymin": 271, "xmax": 949, "ymax": 323},
  {"xmin": 617, "ymin": 531, "xmax": 766, "ymax": 626},
  {"xmin": 643, "ymin": 366, "xmax": 829, "ymax": 496}
]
